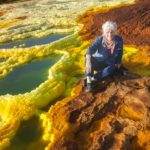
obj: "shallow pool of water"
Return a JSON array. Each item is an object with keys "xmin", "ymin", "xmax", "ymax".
[
  {"xmin": 0, "ymin": 34, "xmax": 68, "ymax": 49},
  {"xmin": 0, "ymin": 55, "xmax": 61, "ymax": 95},
  {"xmin": 0, "ymin": 33, "xmax": 69, "ymax": 95}
]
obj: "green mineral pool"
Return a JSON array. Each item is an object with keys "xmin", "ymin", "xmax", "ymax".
[
  {"xmin": 0, "ymin": 55, "xmax": 61, "ymax": 95},
  {"xmin": 0, "ymin": 34, "xmax": 68, "ymax": 95}
]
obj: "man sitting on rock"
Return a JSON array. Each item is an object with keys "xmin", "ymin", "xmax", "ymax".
[{"xmin": 85, "ymin": 21, "xmax": 123, "ymax": 92}]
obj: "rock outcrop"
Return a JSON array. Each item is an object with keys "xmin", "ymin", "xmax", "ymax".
[{"xmin": 43, "ymin": 72, "xmax": 150, "ymax": 150}]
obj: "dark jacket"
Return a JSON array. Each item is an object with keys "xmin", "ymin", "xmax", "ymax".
[{"xmin": 86, "ymin": 35, "xmax": 123, "ymax": 65}]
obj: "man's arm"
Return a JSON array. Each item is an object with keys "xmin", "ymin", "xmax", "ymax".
[
  {"xmin": 85, "ymin": 37, "xmax": 100, "ymax": 73},
  {"xmin": 86, "ymin": 37, "xmax": 100, "ymax": 56}
]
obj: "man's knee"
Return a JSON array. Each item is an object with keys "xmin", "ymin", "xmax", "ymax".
[{"xmin": 101, "ymin": 65, "xmax": 116, "ymax": 77}]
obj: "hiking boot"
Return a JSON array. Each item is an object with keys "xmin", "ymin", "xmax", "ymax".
[{"xmin": 85, "ymin": 83, "xmax": 92, "ymax": 92}]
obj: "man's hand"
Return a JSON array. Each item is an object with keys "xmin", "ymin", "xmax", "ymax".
[
  {"xmin": 86, "ymin": 61, "xmax": 91, "ymax": 73},
  {"xmin": 86, "ymin": 55, "xmax": 92, "ymax": 73}
]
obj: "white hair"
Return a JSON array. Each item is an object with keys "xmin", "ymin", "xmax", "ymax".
[{"xmin": 102, "ymin": 21, "xmax": 117, "ymax": 32}]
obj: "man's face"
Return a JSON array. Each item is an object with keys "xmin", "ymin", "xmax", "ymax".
[{"xmin": 103, "ymin": 29, "xmax": 115, "ymax": 41}]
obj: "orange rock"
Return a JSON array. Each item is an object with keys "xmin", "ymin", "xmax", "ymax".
[
  {"xmin": 43, "ymin": 74, "xmax": 150, "ymax": 150},
  {"xmin": 132, "ymin": 130, "xmax": 150, "ymax": 150}
]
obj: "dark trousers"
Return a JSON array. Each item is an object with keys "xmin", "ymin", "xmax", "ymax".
[{"xmin": 85, "ymin": 57, "xmax": 116, "ymax": 80}]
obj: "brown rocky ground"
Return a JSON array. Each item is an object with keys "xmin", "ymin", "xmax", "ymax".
[{"xmin": 45, "ymin": 72, "xmax": 150, "ymax": 150}]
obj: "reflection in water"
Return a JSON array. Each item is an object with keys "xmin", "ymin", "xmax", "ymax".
[
  {"xmin": 0, "ymin": 34, "xmax": 69, "ymax": 49},
  {"xmin": 0, "ymin": 55, "xmax": 61, "ymax": 95}
]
